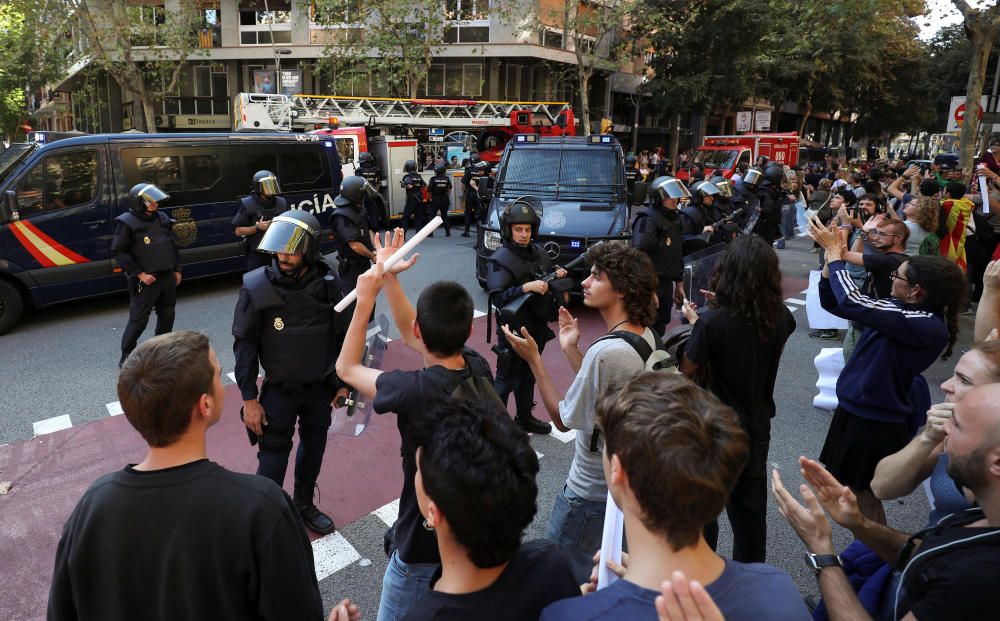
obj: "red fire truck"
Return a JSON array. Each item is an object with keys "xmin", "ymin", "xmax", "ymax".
[{"xmin": 680, "ymin": 132, "xmax": 800, "ymax": 180}]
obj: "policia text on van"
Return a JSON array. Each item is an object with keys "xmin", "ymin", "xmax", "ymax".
[{"xmin": 0, "ymin": 133, "xmax": 342, "ymax": 335}]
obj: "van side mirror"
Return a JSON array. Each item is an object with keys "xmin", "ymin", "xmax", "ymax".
[{"xmin": 0, "ymin": 190, "xmax": 15, "ymax": 223}]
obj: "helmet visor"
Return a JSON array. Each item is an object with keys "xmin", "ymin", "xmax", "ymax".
[
  {"xmin": 256, "ymin": 216, "xmax": 314, "ymax": 255},
  {"xmin": 653, "ymin": 177, "xmax": 692, "ymax": 201},
  {"xmin": 257, "ymin": 175, "xmax": 282, "ymax": 196},
  {"xmin": 137, "ymin": 184, "xmax": 169, "ymax": 207},
  {"xmin": 713, "ymin": 179, "xmax": 734, "ymax": 198},
  {"xmin": 694, "ymin": 181, "xmax": 721, "ymax": 196},
  {"xmin": 743, "ymin": 169, "xmax": 764, "ymax": 185}
]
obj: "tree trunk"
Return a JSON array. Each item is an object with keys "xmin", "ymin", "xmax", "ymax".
[
  {"xmin": 669, "ymin": 112, "xmax": 681, "ymax": 173},
  {"xmin": 579, "ymin": 68, "xmax": 591, "ymax": 134},
  {"xmin": 140, "ymin": 96, "xmax": 158, "ymax": 134},
  {"xmin": 958, "ymin": 30, "xmax": 992, "ymax": 177}
]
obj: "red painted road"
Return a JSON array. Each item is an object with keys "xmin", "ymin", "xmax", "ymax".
[{"xmin": 0, "ymin": 274, "xmax": 808, "ymax": 620}]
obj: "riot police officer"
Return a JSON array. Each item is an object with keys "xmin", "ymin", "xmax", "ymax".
[
  {"xmin": 232, "ymin": 209, "xmax": 347, "ymax": 536},
  {"xmin": 680, "ymin": 180, "xmax": 723, "ymax": 255},
  {"xmin": 400, "ymin": 159, "xmax": 426, "ymax": 233},
  {"xmin": 232, "ymin": 170, "xmax": 289, "ymax": 272},
  {"xmin": 733, "ymin": 167, "xmax": 763, "ymax": 232},
  {"xmin": 356, "ymin": 152, "xmax": 387, "ymax": 231},
  {"xmin": 461, "ymin": 153, "xmax": 487, "ymax": 237},
  {"xmin": 624, "ymin": 154, "xmax": 640, "ymax": 205},
  {"xmin": 631, "ymin": 176, "xmax": 687, "ymax": 335},
  {"xmin": 487, "ymin": 198, "xmax": 568, "ymax": 434},
  {"xmin": 331, "ymin": 176, "xmax": 375, "ymax": 312},
  {"xmin": 113, "ymin": 183, "xmax": 181, "ymax": 367},
  {"xmin": 428, "ymin": 163, "xmax": 453, "ymax": 237},
  {"xmin": 710, "ymin": 174, "xmax": 741, "ymax": 244},
  {"xmin": 754, "ymin": 164, "xmax": 787, "ymax": 244}
]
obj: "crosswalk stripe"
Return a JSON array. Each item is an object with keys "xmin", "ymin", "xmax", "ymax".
[
  {"xmin": 106, "ymin": 402, "xmax": 123, "ymax": 417},
  {"xmin": 473, "ymin": 309, "xmax": 487, "ymax": 319},
  {"xmin": 785, "ymin": 298, "xmax": 806, "ymax": 305},
  {"xmin": 32, "ymin": 415, "xmax": 72, "ymax": 437},
  {"xmin": 312, "ymin": 532, "xmax": 361, "ymax": 581},
  {"xmin": 786, "ymin": 305, "xmax": 798, "ymax": 312},
  {"xmin": 372, "ymin": 498, "xmax": 400, "ymax": 528}
]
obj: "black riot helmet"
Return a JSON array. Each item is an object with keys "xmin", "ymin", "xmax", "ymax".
[
  {"xmin": 650, "ymin": 176, "xmax": 692, "ymax": 203},
  {"xmin": 470, "ymin": 152, "xmax": 481, "ymax": 165},
  {"xmin": 690, "ymin": 180, "xmax": 721, "ymax": 205},
  {"xmin": 334, "ymin": 175, "xmax": 369, "ymax": 208},
  {"xmin": 763, "ymin": 164, "xmax": 785, "ymax": 186},
  {"xmin": 742, "ymin": 167, "xmax": 764, "ymax": 187},
  {"xmin": 625, "ymin": 154, "xmax": 637, "ymax": 168},
  {"xmin": 257, "ymin": 209, "xmax": 322, "ymax": 264},
  {"xmin": 403, "ymin": 160, "xmax": 418, "ymax": 174},
  {"xmin": 358, "ymin": 152, "xmax": 374, "ymax": 166},
  {"xmin": 500, "ymin": 196, "xmax": 542, "ymax": 241},
  {"xmin": 252, "ymin": 170, "xmax": 282, "ymax": 197},
  {"xmin": 434, "ymin": 163, "xmax": 447, "ymax": 175},
  {"xmin": 710, "ymin": 175, "xmax": 734, "ymax": 198},
  {"xmin": 128, "ymin": 182, "xmax": 170, "ymax": 214}
]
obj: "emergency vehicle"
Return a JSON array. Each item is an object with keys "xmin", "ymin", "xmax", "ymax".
[
  {"xmin": 681, "ymin": 132, "xmax": 800, "ymax": 180},
  {"xmin": 0, "ymin": 131, "xmax": 343, "ymax": 335}
]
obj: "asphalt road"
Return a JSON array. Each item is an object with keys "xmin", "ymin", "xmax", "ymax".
[{"xmin": 0, "ymin": 230, "xmax": 973, "ymax": 618}]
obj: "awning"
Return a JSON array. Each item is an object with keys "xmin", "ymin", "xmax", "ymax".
[{"xmin": 53, "ymin": 56, "xmax": 93, "ymax": 92}]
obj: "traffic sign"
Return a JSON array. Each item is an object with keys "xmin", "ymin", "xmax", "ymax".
[
  {"xmin": 736, "ymin": 111, "xmax": 752, "ymax": 132},
  {"xmin": 946, "ymin": 95, "xmax": 988, "ymax": 132}
]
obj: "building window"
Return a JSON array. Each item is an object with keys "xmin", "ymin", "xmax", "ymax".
[
  {"xmin": 542, "ymin": 28, "xmax": 564, "ymax": 49},
  {"xmin": 462, "ymin": 64, "xmax": 483, "ymax": 97},
  {"xmin": 427, "ymin": 64, "xmax": 482, "ymax": 97},
  {"xmin": 426, "ymin": 64, "xmax": 446, "ymax": 97},
  {"xmin": 311, "ymin": 0, "xmax": 364, "ymax": 24},
  {"xmin": 444, "ymin": 0, "xmax": 489, "ymax": 43},
  {"xmin": 128, "ymin": 2, "xmax": 167, "ymax": 47},
  {"xmin": 239, "ymin": 1, "xmax": 292, "ymax": 45},
  {"xmin": 199, "ymin": 4, "xmax": 222, "ymax": 48}
]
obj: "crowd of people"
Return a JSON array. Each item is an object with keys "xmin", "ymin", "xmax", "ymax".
[{"xmin": 46, "ymin": 136, "xmax": 1000, "ymax": 621}]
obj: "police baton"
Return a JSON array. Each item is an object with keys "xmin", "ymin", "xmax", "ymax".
[{"xmin": 333, "ymin": 216, "xmax": 443, "ymax": 313}]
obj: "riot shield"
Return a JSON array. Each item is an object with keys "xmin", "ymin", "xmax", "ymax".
[
  {"xmin": 682, "ymin": 243, "xmax": 726, "ymax": 309},
  {"xmin": 329, "ymin": 314, "xmax": 390, "ymax": 437}
]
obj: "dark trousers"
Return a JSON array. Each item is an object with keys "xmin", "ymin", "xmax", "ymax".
[
  {"xmin": 121, "ymin": 272, "xmax": 177, "ymax": 361},
  {"xmin": 338, "ymin": 261, "xmax": 374, "ymax": 322},
  {"xmin": 704, "ymin": 438, "xmax": 769, "ymax": 563},
  {"xmin": 652, "ymin": 277, "xmax": 673, "ymax": 336},
  {"xmin": 463, "ymin": 197, "xmax": 479, "ymax": 233},
  {"xmin": 257, "ymin": 381, "xmax": 335, "ymax": 488},
  {"xmin": 402, "ymin": 199, "xmax": 425, "ymax": 232},
  {"xmin": 495, "ymin": 357, "xmax": 536, "ymax": 415},
  {"xmin": 430, "ymin": 200, "xmax": 450, "ymax": 235}
]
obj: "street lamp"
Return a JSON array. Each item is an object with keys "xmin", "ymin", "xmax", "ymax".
[{"xmin": 275, "ymin": 48, "xmax": 293, "ymax": 94}]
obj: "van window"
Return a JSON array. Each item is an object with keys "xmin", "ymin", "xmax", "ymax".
[
  {"xmin": 279, "ymin": 150, "xmax": 327, "ymax": 188},
  {"xmin": 736, "ymin": 150, "xmax": 751, "ymax": 170},
  {"xmin": 127, "ymin": 149, "xmax": 229, "ymax": 200},
  {"xmin": 136, "ymin": 156, "xmax": 183, "ymax": 193},
  {"xmin": 15, "ymin": 151, "xmax": 99, "ymax": 218},
  {"xmin": 335, "ymin": 137, "xmax": 355, "ymax": 165},
  {"xmin": 184, "ymin": 154, "xmax": 222, "ymax": 191}
]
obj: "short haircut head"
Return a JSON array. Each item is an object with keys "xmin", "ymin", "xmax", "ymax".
[
  {"xmin": 597, "ymin": 372, "xmax": 748, "ymax": 550},
  {"xmin": 117, "ymin": 331, "xmax": 214, "ymax": 448},
  {"xmin": 834, "ymin": 189, "xmax": 857, "ymax": 206},
  {"xmin": 878, "ymin": 217, "xmax": 909, "ymax": 244},
  {"xmin": 859, "ymin": 193, "xmax": 881, "ymax": 208},
  {"xmin": 415, "ymin": 281, "xmax": 473, "ymax": 356},
  {"xmin": 919, "ymin": 179, "xmax": 941, "ymax": 198},
  {"xmin": 583, "ymin": 242, "xmax": 657, "ymax": 327},
  {"xmin": 418, "ymin": 399, "xmax": 539, "ymax": 568},
  {"xmin": 946, "ymin": 181, "xmax": 967, "ymax": 199},
  {"xmin": 818, "ymin": 178, "xmax": 833, "ymax": 191}
]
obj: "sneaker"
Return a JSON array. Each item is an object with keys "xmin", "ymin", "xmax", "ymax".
[
  {"xmin": 515, "ymin": 413, "xmax": 552, "ymax": 435},
  {"xmin": 295, "ymin": 500, "xmax": 337, "ymax": 535},
  {"xmin": 809, "ymin": 329, "xmax": 839, "ymax": 340}
]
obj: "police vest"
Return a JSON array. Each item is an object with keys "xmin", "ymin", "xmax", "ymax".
[
  {"xmin": 240, "ymin": 194, "xmax": 289, "ymax": 253},
  {"xmin": 429, "ymin": 174, "xmax": 451, "ymax": 203},
  {"xmin": 633, "ymin": 207, "xmax": 683, "ymax": 278},
  {"xmin": 331, "ymin": 205, "xmax": 372, "ymax": 260},
  {"xmin": 487, "ymin": 244, "xmax": 557, "ymax": 338},
  {"xmin": 680, "ymin": 204, "xmax": 708, "ymax": 237},
  {"xmin": 401, "ymin": 173, "xmax": 425, "ymax": 202},
  {"xmin": 473, "ymin": 165, "xmax": 492, "ymax": 200},
  {"xmin": 115, "ymin": 211, "xmax": 177, "ymax": 274},
  {"xmin": 243, "ymin": 264, "xmax": 341, "ymax": 385},
  {"xmin": 357, "ymin": 164, "xmax": 380, "ymax": 187}
]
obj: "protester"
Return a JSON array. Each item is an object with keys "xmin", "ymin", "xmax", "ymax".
[
  {"xmin": 501, "ymin": 242, "xmax": 659, "ymax": 583},
  {"xmin": 48, "ymin": 331, "xmax": 358, "ymax": 621},
  {"xmin": 809, "ymin": 215, "xmax": 966, "ymax": 524},
  {"xmin": 680, "ymin": 234, "xmax": 795, "ymax": 563},
  {"xmin": 901, "ymin": 196, "xmax": 940, "ymax": 255},
  {"xmin": 401, "ymin": 399, "xmax": 579, "ymax": 620},
  {"xmin": 975, "ymin": 260, "xmax": 1000, "ymax": 340},
  {"xmin": 540, "ymin": 372, "xmax": 810, "ymax": 621},
  {"xmin": 939, "ymin": 181, "xmax": 974, "ymax": 272}
]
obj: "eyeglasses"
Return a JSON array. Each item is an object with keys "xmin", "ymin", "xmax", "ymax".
[
  {"xmin": 871, "ymin": 229, "xmax": 902, "ymax": 238},
  {"xmin": 890, "ymin": 270, "xmax": 916, "ymax": 284}
]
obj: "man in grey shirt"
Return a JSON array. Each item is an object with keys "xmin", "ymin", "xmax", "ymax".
[{"xmin": 502, "ymin": 243, "xmax": 660, "ymax": 582}]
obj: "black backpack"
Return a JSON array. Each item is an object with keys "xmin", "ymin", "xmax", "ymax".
[
  {"xmin": 594, "ymin": 330, "xmax": 676, "ymax": 372},
  {"xmin": 428, "ymin": 350, "xmax": 505, "ymax": 409}
]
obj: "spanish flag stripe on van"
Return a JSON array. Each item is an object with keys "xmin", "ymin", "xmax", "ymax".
[{"xmin": 9, "ymin": 220, "xmax": 90, "ymax": 267}]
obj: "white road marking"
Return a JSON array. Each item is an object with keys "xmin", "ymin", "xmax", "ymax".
[
  {"xmin": 800, "ymin": 289, "xmax": 809, "ymax": 295},
  {"xmin": 106, "ymin": 401, "xmax": 123, "ymax": 417},
  {"xmin": 549, "ymin": 428, "xmax": 575, "ymax": 443},
  {"xmin": 473, "ymin": 309, "xmax": 487, "ymax": 319},
  {"xmin": 372, "ymin": 498, "xmax": 400, "ymax": 528},
  {"xmin": 784, "ymin": 298, "xmax": 806, "ymax": 305},
  {"xmin": 226, "ymin": 372, "xmax": 237, "ymax": 384},
  {"xmin": 312, "ymin": 532, "xmax": 361, "ymax": 581},
  {"xmin": 536, "ymin": 451, "xmax": 544, "ymax": 459},
  {"xmin": 786, "ymin": 305, "xmax": 798, "ymax": 312},
  {"xmin": 32, "ymin": 415, "xmax": 72, "ymax": 437}
]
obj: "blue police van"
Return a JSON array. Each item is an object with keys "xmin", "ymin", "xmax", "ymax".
[{"xmin": 0, "ymin": 132, "xmax": 342, "ymax": 334}]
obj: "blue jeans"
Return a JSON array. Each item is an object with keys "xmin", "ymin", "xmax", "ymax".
[
  {"xmin": 376, "ymin": 550, "xmax": 437, "ymax": 621},
  {"xmin": 546, "ymin": 485, "xmax": 607, "ymax": 584}
]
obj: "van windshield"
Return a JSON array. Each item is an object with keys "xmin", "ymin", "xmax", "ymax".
[
  {"xmin": 497, "ymin": 148, "xmax": 623, "ymax": 201},
  {"xmin": 697, "ymin": 149, "xmax": 738, "ymax": 169},
  {"xmin": 0, "ymin": 143, "xmax": 36, "ymax": 185}
]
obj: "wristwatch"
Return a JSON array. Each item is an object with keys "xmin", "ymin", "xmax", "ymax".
[{"xmin": 805, "ymin": 552, "xmax": 843, "ymax": 576}]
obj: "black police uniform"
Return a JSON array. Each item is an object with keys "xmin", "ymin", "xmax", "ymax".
[
  {"xmin": 733, "ymin": 179, "xmax": 761, "ymax": 232},
  {"xmin": 754, "ymin": 180, "xmax": 785, "ymax": 244},
  {"xmin": 356, "ymin": 161, "xmax": 386, "ymax": 230},
  {"xmin": 401, "ymin": 172, "xmax": 426, "ymax": 232},
  {"xmin": 428, "ymin": 171, "xmax": 453, "ymax": 237},
  {"xmin": 625, "ymin": 167, "xmax": 640, "ymax": 205},
  {"xmin": 631, "ymin": 205, "xmax": 683, "ymax": 334},
  {"xmin": 232, "ymin": 257, "xmax": 346, "ymax": 530},
  {"xmin": 680, "ymin": 201, "xmax": 727, "ymax": 255},
  {"xmin": 461, "ymin": 161, "xmax": 488, "ymax": 235},
  {"xmin": 232, "ymin": 193, "xmax": 289, "ymax": 272},
  {"xmin": 331, "ymin": 200, "xmax": 374, "ymax": 299},
  {"xmin": 113, "ymin": 210, "xmax": 181, "ymax": 365},
  {"xmin": 487, "ymin": 241, "xmax": 558, "ymax": 432}
]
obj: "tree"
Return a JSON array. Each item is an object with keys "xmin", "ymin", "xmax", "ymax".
[
  {"xmin": 67, "ymin": 0, "xmax": 207, "ymax": 133},
  {"xmin": 950, "ymin": 0, "xmax": 1000, "ymax": 175}
]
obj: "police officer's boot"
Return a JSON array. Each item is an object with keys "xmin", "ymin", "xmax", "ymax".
[
  {"xmin": 294, "ymin": 481, "xmax": 337, "ymax": 535},
  {"xmin": 515, "ymin": 409, "xmax": 552, "ymax": 435}
]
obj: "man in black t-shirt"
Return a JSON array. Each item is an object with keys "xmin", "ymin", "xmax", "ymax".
[{"xmin": 336, "ymin": 230, "xmax": 499, "ymax": 621}]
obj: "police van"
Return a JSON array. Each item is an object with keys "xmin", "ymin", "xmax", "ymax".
[
  {"xmin": 0, "ymin": 132, "xmax": 343, "ymax": 334},
  {"xmin": 475, "ymin": 134, "xmax": 630, "ymax": 287}
]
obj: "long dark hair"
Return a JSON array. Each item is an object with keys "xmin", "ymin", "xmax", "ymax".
[
  {"xmin": 906, "ymin": 255, "xmax": 967, "ymax": 360},
  {"xmin": 707, "ymin": 235, "xmax": 784, "ymax": 342}
]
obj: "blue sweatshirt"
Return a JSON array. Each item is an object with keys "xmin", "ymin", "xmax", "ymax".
[{"xmin": 819, "ymin": 261, "xmax": 947, "ymax": 423}]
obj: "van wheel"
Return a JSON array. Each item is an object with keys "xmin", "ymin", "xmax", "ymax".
[{"xmin": 0, "ymin": 280, "xmax": 25, "ymax": 335}]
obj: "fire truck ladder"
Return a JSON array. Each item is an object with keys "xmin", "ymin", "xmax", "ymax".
[{"xmin": 234, "ymin": 92, "xmax": 572, "ymax": 132}]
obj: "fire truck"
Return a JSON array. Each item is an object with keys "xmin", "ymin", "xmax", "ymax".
[
  {"xmin": 680, "ymin": 132, "xmax": 800, "ymax": 180},
  {"xmin": 232, "ymin": 92, "xmax": 575, "ymax": 218}
]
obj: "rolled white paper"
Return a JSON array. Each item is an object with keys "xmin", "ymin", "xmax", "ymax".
[
  {"xmin": 980, "ymin": 173, "xmax": 991, "ymax": 214},
  {"xmin": 333, "ymin": 216, "xmax": 443, "ymax": 312},
  {"xmin": 596, "ymin": 491, "xmax": 625, "ymax": 590}
]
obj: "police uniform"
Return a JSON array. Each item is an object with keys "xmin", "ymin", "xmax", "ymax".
[
  {"xmin": 356, "ymin": 154, "xmax": 387, "ymax": 230},
  {"xmin": 428, "ymin": 165, "xmax": 453, "ymax": 237},
  {"xmin": 486, "ymin": 200, "xmax": 561, "ymax": 435},
  {"xmin": 680, "ymin": 181, "xmax": 725, "ymax": 255},
  {"xmin": 754, "ymin": 165, "xmax": 787, "ymax": 244},
  {"xmin": 632, "ymin": 176, "xmax": 686, "ymax": 334},
  {"xmin": 232, "ymin": 170, "xmax": 289, "ymax": 272},
  {"xmin": 330, "ymin": 176, "xmax": 374, "ymax": 314},
  {"xmin": 113, "ymin": 183, "xmax": 181, "ymax": 367},
  {"xmin": 461, "ymin": 156, "xmax": 487, "ymax": 236},
  {"xmin": 733, "ymin": 168, "xmax": 763, "ymax": 233},
  {"xmin": 231, "ymin": 210, "xmax": 345, "ymax": 536},
  {"xmin": 400, "ymin": 160, "xmax": 426, "ymax": 232}
]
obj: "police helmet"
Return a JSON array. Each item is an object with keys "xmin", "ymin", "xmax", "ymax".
[
  {"xmin": 710, "ymin": 175, "xmax": 734, "ymax": 198},
  {"xmin": 403, "ymin": 160, "xmax": 418, "ymax": 174},
  {"xmin": 257, "ymin": 209, "xmax": 321, "ymax": 264},
  {"xmin": 470, "ymin": 153, "xmax": 481, "ymax": 165},
  {"xmin": 434, "ymin": 163, "xmax": 447, "ymax": 175},
  {"xmin": 500, "ymin": 196, "xmax": 542, "ymax": 241},
  {"xmin": 128, "ymin": 183, "xmax": 170, "ymax": 213},
  {"xmin": 651, "ymin": 176, "xmax": 692, "ymax": 203},
  {"xmin": 763, "ymin": 164, "xmax": 785, "ymax": 186},
  {"xmin": 335, "ymin": 175, "xmax": 370, "ymax": 208},
  {"xmin": 252, "ymin": 170, "xmax": 281, "ymax": 197},
  {"xmin": 742, "ymin": 168, "xmax": 764, "ymax": 186},
  {"xmin": 625, "ymin": 154, "xmax": 637, "ymax": 168},
  {"xmin": 691, "ymin": 180, "xmax": 721, "ymax": 203},
  {"xmin": 358, "ymin": 152, "xmax": 374, "ymax": 165}
]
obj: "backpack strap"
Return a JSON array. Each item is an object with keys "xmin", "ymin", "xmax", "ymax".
[{"xmin": 594, "ymin": 330, "xmax": 656, "ymax": 363}]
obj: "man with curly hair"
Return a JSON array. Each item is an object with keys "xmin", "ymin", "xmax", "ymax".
[{"xmin": 502, "ymin": 242, "xmax": 659, "ymax": 583}]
